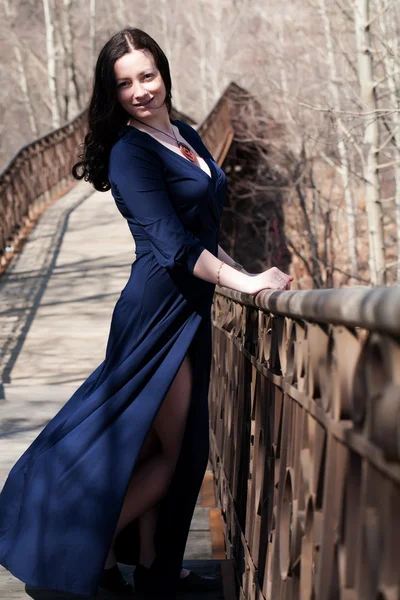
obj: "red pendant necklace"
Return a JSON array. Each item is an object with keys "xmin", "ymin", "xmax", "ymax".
[{"xmin": 129, "ymin": 116, "xmax": 197, "ymax": 163}]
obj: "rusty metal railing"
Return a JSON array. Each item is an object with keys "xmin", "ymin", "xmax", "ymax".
[
  {"xmin": 0, "ymin": 109, "xmax": 88, "ymax": 267},
  {"xmin": 209, "ymin": 285, "xmax": 400, "ymax": 600},
  {"xmin": 197, "ymin": 83, "xmax": 235, "ymax": 165}
]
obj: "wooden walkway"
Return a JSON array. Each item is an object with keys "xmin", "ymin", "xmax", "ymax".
[{"xmin": 0, "ymin": 182, "xmax": 235, "ymax": 599}]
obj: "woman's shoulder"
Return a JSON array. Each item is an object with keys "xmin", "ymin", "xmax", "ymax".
[
  {"xmin": 110, "ymin": 127, "xmax": 161, "ymax": 165},
  {"xmin": 108, "ymin": 128, "xmax": 163, "ymax": 184},
  {"xmin": 113, "ymin": 125, "xmax": 155, "ymax": 150}
]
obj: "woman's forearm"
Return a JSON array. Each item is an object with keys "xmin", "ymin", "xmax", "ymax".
[
  {"xmin": 192, "ymin": 248, "xmax": 293, "ymax": 294},
  {"xmin": 192, "ymin": 248, "xmax": 253, "ymax": 294}
]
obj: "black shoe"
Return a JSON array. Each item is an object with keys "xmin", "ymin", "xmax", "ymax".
[
  {"xmin": 133, "ymin": 564, "xmax": 152, "ymax": 595},
  {"xmin": 134, "ymin": 563, "xmax": 178, "ymax": 598},
  {"xmin": 134, "ymin": 563, "xmax": 219, "ymax": 595},
  {"xmin": 177, "ymin": 570, "xmax": 220, "ymax": 594},
  {"xmin": 99, "ymin": 563, "xmax": 133, "ymax": 595}
]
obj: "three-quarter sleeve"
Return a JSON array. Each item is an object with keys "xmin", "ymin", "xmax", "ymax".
[{"xmin": 109, "ymin": 139, "xmax": 205, "ymax": 272}]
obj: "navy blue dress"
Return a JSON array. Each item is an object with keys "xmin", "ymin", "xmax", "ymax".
[{"xmin": 0, "ymin": 120, "xmax": 227, "ymax": 596}]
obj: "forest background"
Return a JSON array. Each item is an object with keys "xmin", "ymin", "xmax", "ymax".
[{"xmin": 1, "ymin": 0, "xmax": 400, "ymax": 288}]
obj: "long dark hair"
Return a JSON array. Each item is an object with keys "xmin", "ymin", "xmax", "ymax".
[{"xmin": 72, "ymin": 28, "xmax": 172, "ymax": 192}]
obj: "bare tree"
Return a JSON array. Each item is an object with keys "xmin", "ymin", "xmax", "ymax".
[
  {"xmin": 1, "ymin": 0, "xmax": 400, "ymax": 287},
  {"xmin": 43, "ymin": 0, "xmax": 60, "ymax": 128},
  {"xmin": 354, "ymin": 0, "xmax": 386, "ymax": 283},
  {"xmin": 3, "ymin": 0, "xmax": 39, "ymax": 137},
  {"xmin": 185, "ymin": 3, "xmax": 209, "ymax": 115},
  {"xmin": 380, "ymin": 2, "xmax": 400, "ymax": 281},
  {"xmin": 89, "ymin": 0, "xmax": 96, "ymax": 71},
  {"xmin": 115, "ymin": 0, "xmax": 127, "ymax": 28},
  {"xmin": 319, "ymin": 0, "xmax": 358, "ymax": 278},
  {"xmin": 61, "ymin": 0, "xmax": 82, "ymax": 119},
  {"xmin": 157, "ymin": 0, "xmax": 184, "ymax": 111},
  {"xmin": 276, "ymin": 18, "xmax": 294, "ymax": 126}
]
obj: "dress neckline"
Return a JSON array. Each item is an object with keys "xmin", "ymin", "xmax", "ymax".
[{"xmin": 124, "ymin": 119, "xmax": 214, "ymax": 181}]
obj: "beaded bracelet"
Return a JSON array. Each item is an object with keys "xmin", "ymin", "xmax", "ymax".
[{"xmin": 217, "ymin": 261, "xmax": 225, "ymax": 287}]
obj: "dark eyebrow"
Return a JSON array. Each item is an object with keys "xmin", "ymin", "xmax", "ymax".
[{"xmin": 116, "ymin": 70, "xmax": 154, "ymax": 82}]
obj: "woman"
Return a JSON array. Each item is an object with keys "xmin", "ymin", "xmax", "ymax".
[{"xmin": 0, "ymin": 28, "xmax": 292, "ymax": 598}]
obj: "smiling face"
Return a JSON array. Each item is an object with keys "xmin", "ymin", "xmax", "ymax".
[{"xmin": 114, "ymin": 48, "xmax": 168, "ymax": 121}]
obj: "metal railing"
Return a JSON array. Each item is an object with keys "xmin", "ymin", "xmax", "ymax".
[
  {"xmin": 209, "ymin": 285, "xmax": 400, "ymax": 600},
  {"xmin": 197, "ymin": 83, "xmax": 235, "ymax": 165},
  {"xmin": 0, "ymin": 109, "xmax": 88, "ymax": 266}
]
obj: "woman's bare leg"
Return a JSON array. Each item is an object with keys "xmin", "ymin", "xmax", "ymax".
[
  {"xmin": 138, "ymin": 505, "xmax": 158, "ymax": 568},
  {"xmin": 104, "ymin": 428, "xmax": 159, "ymax": 568},
  {"xmin": 104, "ymin": 354, "xmax": 193, "ymax": 569}
]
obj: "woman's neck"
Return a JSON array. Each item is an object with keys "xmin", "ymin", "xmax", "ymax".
[{"xmin": 129, "ymin": 112, "xmax": 173, "ymax": 134}]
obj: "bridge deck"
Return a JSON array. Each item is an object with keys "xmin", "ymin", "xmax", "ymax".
[{"xmin": 0, "ymin": 182, "xmax": 232, "ymax": 599}]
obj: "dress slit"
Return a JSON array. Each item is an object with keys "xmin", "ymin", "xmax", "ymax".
[{"xmin": 113, "ymin": 338, "xmax": 198, "ymax": 568}]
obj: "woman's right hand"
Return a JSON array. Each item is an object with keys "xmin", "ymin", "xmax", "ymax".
[{"xmin": 247, "ymin": 267, "xmax": 293, "ymax": 295}]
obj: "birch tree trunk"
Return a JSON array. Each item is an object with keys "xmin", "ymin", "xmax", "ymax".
[
  {"xmin": 63, "ymin": 0, "xmax": 81, "ymax": 117},
  {"xmin": 354, "ymin": 0, "xmax": 386, "ymax": 284},
  {"xmin": 116, "ymin": 0, "xmax": 126, "ymax": 28},
  {"xmin": 381, "ymin": 4, "xmax": 400, "ymax": 282},
  {"xmin": 3, "ymin": 0, "xmax": 39, "ymax": 137},
  {"xmin": 208, "ymin": 1, "xmax": 244, "ymax": 102},
  {"xmin": 277, "ymin": 20, "xmax": 294, "ymax": 126},
  {"xmin": 43, "ymin": 0, "xmax": 60, "ymax": 128},
  {"xmin": 158, "ymin": 0, "xmax": 183, "ymax": 111},
  {"xmin": 208, "ymin": 2, "xmax": 224, "ymax": 98},
  {"xmin": 89, "ymin": 0, "xmax": 96, "ymax": 71},
  {"xmin": 319, "ymin": 0, "xmax": 358, "ymax": 278},
  {"xmin": 53, "ymin": 1, "xmax": 68, "ymax": 120},
  {"xmin": 190, "ymin": 3, "xmax": 209, "ymax": 115}
]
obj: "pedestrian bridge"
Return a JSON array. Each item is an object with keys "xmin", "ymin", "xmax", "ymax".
[{"xmin": 1, "ymin": 83, "xmax": 399, "ymax": 600}]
